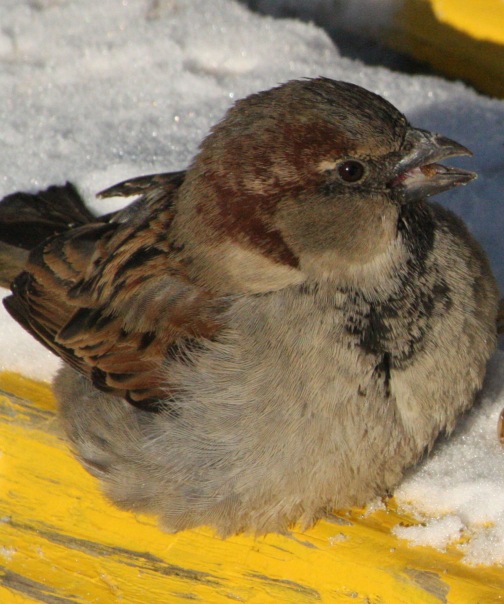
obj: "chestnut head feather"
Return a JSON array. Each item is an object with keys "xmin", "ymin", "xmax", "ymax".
[{"xmin": 173, "ymin": 78, "xmax": 472, "ymax": 289}]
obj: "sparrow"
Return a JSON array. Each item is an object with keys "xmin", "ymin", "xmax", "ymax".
[{"xmin": 0, "ymin": 78, "xmax": 499, "ymax": 536}]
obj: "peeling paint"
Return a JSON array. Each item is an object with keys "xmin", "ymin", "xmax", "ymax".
[{"xmin": 1, "ymin": 372, "xmax": 504, "ymax": 603}]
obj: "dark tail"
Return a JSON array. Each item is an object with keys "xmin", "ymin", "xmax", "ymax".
[
  {"xmin": 0, "ymin": 182, "xmax": 95, "ymax": 288},
  {"xmin": 0, "ymin": 182, "xmax": 95, "ymax": 249}
]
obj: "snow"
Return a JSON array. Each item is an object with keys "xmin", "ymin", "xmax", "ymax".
[
  {"xmin": 1, "ymin": 0, "xmax": 504, "ymax": 565},
  {"xmin": 393, "ymin": 353, "xmax": 504, "ymax": 564}
]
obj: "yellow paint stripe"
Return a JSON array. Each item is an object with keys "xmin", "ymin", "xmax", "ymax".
[
  {"xmin": 432, "ymin": 0, "xmax": 504, "ymax": 44},
  {"xmin": 385, "ymin": 0, "xmax": 504, "ymax": 98},
  {"xmin": 1, "ymin": 372, "xmax": 503, "ymax": 603}
]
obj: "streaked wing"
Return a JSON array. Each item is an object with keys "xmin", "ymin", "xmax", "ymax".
[{"xmin": 3, "ymin": 172, "xmax": 226, "ymax": 410}]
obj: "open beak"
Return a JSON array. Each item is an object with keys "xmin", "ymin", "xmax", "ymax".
[{"xmin": 390, "ymin": 128, "xmax": 477, "ymax": 203}]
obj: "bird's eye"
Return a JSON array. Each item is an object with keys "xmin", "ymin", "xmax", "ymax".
[{"xmin": 337, "ymin": 160, "xmax": 366, "ymax": 183}]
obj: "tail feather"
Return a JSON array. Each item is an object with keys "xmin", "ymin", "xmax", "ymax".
[
  {"xmin": 0, "ymin": 182, "xmax": 96, "ymax": 289},
  {"xmin": 0, "ymin": 182, "xmax": 96, "ymax": 250},
  {"xmin": 0, "ymin": 242, "xmax": 28, "ymax": 289}
]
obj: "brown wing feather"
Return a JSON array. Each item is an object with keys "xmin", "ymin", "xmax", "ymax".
[{"xmin": 5, "ymin": 172, "xmax": 225, "ymax": 411}]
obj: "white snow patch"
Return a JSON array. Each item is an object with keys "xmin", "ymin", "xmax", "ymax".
[
  {"xmin": 0, "ymin": 287, "xmax": 61, "ymax": 381},
  {"xmin": 394, "ymin": 515, "xmax": 465, "ymax": 551},
  {"xmin": 393, "ymin": 352, "xmax": 504, "ymax": 564}
]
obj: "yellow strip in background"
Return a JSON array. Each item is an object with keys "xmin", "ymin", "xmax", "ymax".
[
  {"xmin": 1, "ymin": 371, "xmax": 503, "ymax": 603},
  {"xmin": 432, "ymin": 0, "xmax": 504, "ymax": 45},
  {"xmin": 387, "ymin": 0, "xmax": 504, "ymax": 98}
]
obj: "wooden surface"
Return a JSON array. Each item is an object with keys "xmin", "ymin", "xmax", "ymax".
[
  {"xmin": 1, "ymin": 370, "xmax": 503, "ymax": 603},
  {"xmin": 431, "ymin": 0, "xmax": 504, "ymax": 45},
  {"xmin": 384, "ymin": 0, "xmax": 504, "ymax": 98}
]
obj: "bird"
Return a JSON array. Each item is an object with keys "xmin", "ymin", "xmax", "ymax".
[{"xmin": 0, "ymin": 77, "xmax": 499, "ymax": 536}]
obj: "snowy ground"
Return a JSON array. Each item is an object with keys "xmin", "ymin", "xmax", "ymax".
[{"xmin": 1, "ymin": 0, "xmax": 504, "ymax": 565}]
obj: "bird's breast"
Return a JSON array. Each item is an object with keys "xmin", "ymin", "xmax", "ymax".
[{"xmin": 155, "ymin": 261, "xmax": 491, "ymax": 517}]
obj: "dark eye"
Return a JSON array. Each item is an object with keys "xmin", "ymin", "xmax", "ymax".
[{"xmin": 337, "ymin": 160, "xmax": 365, "ymax": 183}]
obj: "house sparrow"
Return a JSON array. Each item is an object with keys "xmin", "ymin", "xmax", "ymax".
[{"xmin": 0, "ymin": 78, "xmax": 498, "ymax": 536}]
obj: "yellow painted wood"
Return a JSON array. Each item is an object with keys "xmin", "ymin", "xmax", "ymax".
[
  {"xmin": 385, "ymin": 0, "xmax": 504, "ymax": 98},
  {"xmin": 1, "ymin": 371, "xmax": 503, "ymax": 603},
  {"xmin": 432, "ymin": 0, "xmax": 504, "ymax": 45}
]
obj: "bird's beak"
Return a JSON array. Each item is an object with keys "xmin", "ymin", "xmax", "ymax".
[{"xmin": 390, "ymin": 128, "xmax": 477, "ymax": 203}]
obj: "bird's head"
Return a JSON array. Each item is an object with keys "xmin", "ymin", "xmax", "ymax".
[{"xmin": 176, "ymin": 78, "xmax": 475, "ymax": 290}]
